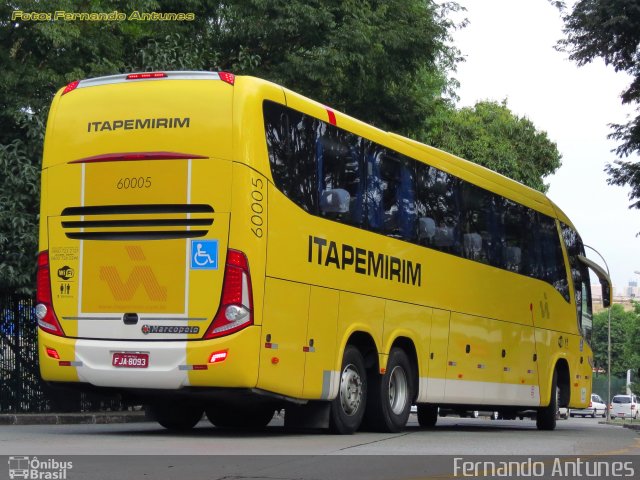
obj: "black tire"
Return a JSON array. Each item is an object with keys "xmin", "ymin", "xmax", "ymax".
[
  {"xmin": 364, "ymin": 348, "xmax": 414, "ymax": 433},
  {"xmin": 329, "ymin": 345, "xmax": 367, "ymax": 434},
  {"xmin": 147, "ymin": 402, "xmax": 203, "ymax": 431},
  {"xmin": 537, "ymin": 370, "xmax": 558, "ymax": 431},
  {"xmin": 417, "ymin": 404, "xmax": 438, "ymax": 427},
  {"xmin": 206, "ymin": 404, "xmax": 275, "ymax": 430}
]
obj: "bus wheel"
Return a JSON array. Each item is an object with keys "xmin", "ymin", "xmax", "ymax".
[
  {"xmin": 206, "ymin": 404, "xmax": 275, "ymax": 430},
  {"xmin": 329, "ymin": 345, "xmax": 367, "ymax": 434},
  {"xmin": 417, "ymin": 404, "xmax": 438, "ymax": 427},
  {"xmin": 147, "ymin": 402, "xmax": 204, "ymax": 431},
  {"xmin": 536, "ymin": 370, "xmax": 558, "ymax": 431},
  {"xmin": 365, "ymin": 348, "xmax": 413, "ymax": 433}
]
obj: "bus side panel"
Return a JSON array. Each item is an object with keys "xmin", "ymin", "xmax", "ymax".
[
  {"xmin": 257, "ymin": 278, "xmax": 309, "ymax": 398},
  {"xmin": 420, "ymin": 309, "xmax": 450, "ymax": 403},
  {"xmin": 444, "ymin": 313, "xmax": 496, "ymax": 404},
  {"xmin": 570, "ymin": 333, "xmax": 591, "ymax": 408},
  {"xmin": 302, "ymin": 286, "xmax": 340, "ymax": 399},
  {"xmin": 497, "ymin": 323, "xmax": 539, "ymax": 405}
]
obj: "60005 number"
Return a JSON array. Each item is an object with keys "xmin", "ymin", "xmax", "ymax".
[
  {"xmin": 250, "ymin": 177, "xmax": 264, "ymax": 238},
  {"xmin": 117, "ymin": 177, "xmax": 151, "ymax": 190}
]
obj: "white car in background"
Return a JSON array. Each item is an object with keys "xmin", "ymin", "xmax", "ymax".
[
  {"xmin": 570, "ymin": 393, "xmax": 607, "ymax": 418},
  {"xmin": 610, "ymin": 394, "xmax": 639, "ymax": 419}
]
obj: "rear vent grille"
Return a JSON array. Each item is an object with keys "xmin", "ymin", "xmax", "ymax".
[{"xmin": 61, "ymin": 204, "xmax": 214, "ymax": 241}]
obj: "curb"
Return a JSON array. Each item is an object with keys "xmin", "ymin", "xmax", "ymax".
[
  {"xmin": 622, "ymin": 423, "xmax": 640, "ymax": 431},
  {"xmin": 0, "ymin": 411, "xmax": 149, "ymax": 426}
]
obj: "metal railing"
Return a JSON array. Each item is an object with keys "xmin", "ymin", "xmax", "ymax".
[{"xmin": 0, "ymin": 295, "xmax": 123, "ymax": 413}]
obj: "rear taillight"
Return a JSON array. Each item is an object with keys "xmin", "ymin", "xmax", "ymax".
[
  {"xmin": 219, "ymin": 72, "xmax": 235, "ymax": 85},
  {"xmin": 204, "ymin": 249, "xmax": 253, "ymax": 339},
  {"xmin": 589, "ymin": 401, "xmax": 592, "ymax": 407},
  {"xmin": 61, "ymin": 80, "xmax": 79, "ymax": 95},
  {"xmin": 36, "ymin": 251, "xmax": 65, "ymax": 336}
]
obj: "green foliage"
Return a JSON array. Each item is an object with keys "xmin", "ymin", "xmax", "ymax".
[
  {"xmin": 0, "ymin": 115, "xmax": 42, "ymax": 294},
  {"xmin": 555, "ymin": 0, "xmax": 640, "ymax": 210},
  {"xmin": 0, "ymin": 0, "xmax": 562, "ymax": 294},
  {"xmin": 591, "ymin": 303, "xmax": 640, "ymax": 379},
  {"xmin": 423, "ymin": 100, "xmax": 562, "ymax": 192}
]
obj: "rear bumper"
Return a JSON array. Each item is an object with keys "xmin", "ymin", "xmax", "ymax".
[{"xmin": 38, "ymin": 326, "xmax": 261, "ymax": 390}]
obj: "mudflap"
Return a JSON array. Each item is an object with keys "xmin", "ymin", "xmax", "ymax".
[{"xmin": 284, "ymin": 401, "xmax": 331, "ymax": 430}]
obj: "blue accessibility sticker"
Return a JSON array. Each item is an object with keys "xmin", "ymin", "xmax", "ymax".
[{"xmin": 190, "ymin": 240, "xmax": 219, "ymax": 270}]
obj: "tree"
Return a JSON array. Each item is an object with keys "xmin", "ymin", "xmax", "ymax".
[
  {"xmin": 0, "ymin": 0, "xmax": 461, "ymax": 294},
  {"xmin": 555, "ymin": 0, "xmax": 640, "ymax": 209},
  {"xmin": 423, "ymin": 100, "xmax": 562, "ymax": 192},
  {"xmin": 591, "ymin": 303, "xmax": 640, "ymax": 379},
  {"xmin": 0, "ymin": 0, "xmax": 160, "ymax": 294}
]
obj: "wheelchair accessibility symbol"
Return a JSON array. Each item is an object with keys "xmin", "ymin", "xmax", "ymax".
[{"xmin": 190, "ymin": 240, "xmax": 219, "ymax": 270}]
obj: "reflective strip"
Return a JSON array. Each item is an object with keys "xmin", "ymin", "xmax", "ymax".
[{"xmin": 179, "ymin": 365, "xmax": 208, "ymax": 371}]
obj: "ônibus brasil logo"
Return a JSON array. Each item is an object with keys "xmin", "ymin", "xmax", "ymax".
[{"xmin": 8, "ymin": 456, "xmax": 73, "ymax": 479}]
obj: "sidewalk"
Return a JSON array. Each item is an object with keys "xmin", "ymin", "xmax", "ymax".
[{"xmin": 0, "ymin": 411, "xmax": 148, "ymax": 425}]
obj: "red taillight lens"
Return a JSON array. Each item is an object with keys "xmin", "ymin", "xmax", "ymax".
[
  {"xmin": 218, "ymin": 72, "xmax": 235, "ymax": 85},
  {"xmin": 36, "ymin": 251, "xmax": 65, "ymax": 336},
  {"xmin": 126, "ymin": 72, "xmax": 167, "ymax": 80},
  {"xmin": 204, "ymin": 249, "xmax": 253, "ymax": 339},
  {"xmin": 61, "ymin": 80, "xmax": 79, "ymax": 95}
]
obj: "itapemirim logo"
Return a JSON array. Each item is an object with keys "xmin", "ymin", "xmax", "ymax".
[{"xmin": 8, "ymin": 456, "xmax": 73, "ymax": 480}]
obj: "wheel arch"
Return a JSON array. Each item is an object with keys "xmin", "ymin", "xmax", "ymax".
[
  {"xmin": 345, "ymin": 330, "xmax": 379, "ymax": 372},
  {"xmin": 389, "ymin": 336, "xmax": 419, "ymax": 402}
]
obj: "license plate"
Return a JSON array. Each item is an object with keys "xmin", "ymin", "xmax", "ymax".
[{"xmin": 112, "ymin": 352, "xmax": 149, "ymax": 368}]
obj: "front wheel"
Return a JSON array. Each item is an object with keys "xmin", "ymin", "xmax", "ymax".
[
  {"xmin": 536, "ymin": 370, "xmax": 558, "ymax": 431},
  {"xmin": 364, "ymin": 348, "xmax": 414, "ymax": 432},
  {"xmin": 329, "ymin": 345, "xmax": 367, "ymax": 434}
]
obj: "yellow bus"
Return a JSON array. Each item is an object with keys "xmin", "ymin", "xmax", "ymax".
[{"xmin": 37, "ymin": 71, "xmax": 611, "ymax": 434}]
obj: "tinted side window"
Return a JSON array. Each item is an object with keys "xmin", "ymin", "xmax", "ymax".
[
  {"xmin": 264, "ymin": 101, "xmax": 319, "ymax": 214},
  {"xmin": 317, "ymin": 127, "xmax": 365, "ymax": 226},
  {"xmin": 264, "ymin": 101, "xmax": 569, "ymax": 300},
  {"xmin": 415, "ymin": 163, "xmax": 460, "ymax": 255},
  {"xmin": 539, "ymin": 216, "xmax": 569, "ymax": 300},
  {"xmin": 366, "ymin": 148, "xmax": 417, "ymax": 240},
  {"xmin": 460, "ymin": 182, "xmax": 496, "ymax": 265}
]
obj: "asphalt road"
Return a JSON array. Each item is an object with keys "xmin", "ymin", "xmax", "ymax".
[{"xmin": 2, "ymin": 415, "xmax": 639, "ymax": 479}]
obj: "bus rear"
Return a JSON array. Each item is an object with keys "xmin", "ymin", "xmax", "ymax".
[{"xmin": 37, "ymin": 72, "xmax": 263, "ymax": 417}]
